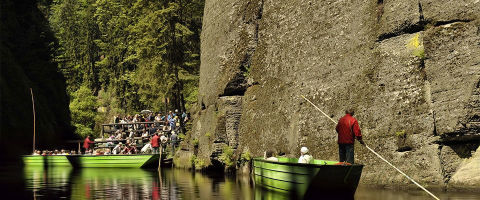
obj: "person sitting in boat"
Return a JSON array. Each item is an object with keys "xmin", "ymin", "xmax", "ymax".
[
  {"xmin": 32, "ymin": 150, "xmax": 40, "ymax": 155},
  {"xmin": 95, "ymin": 149, "xmax": 104, "ymax": 155},
  {"xmin": 106, "ymin": 134, "xmax": 115, "ymax": 147},
  {"xmin": 264, "ymin": 150, "xmax": 279, "ymax": 161},
  {"xmin": 113, "ymin": 142, "xmax": 123, "ymax": 154},
  {"xmin": 142, "ymin": 129, "xmax": 149, "ymax": 138},
  {"xmin": 122, "ymin": 143, "xmax": 137, "ymax": 154},
  {"xmin": 141, "ymin": 141, "xmax": 153, "ymax": 154},
  {"xmin": 298, "ymin": 147, "xmax": 313, "ymax": 164},
  {"xmin": 104, "ymin": 148, "xmax": 111, "ymax": 155},
  {"xmin": 128, "ymin": 130, "xmax": 135, "ymax": 138},
  {"xmin": 115, "ymin": 131, "xmax": 123, "ymax": 140}
]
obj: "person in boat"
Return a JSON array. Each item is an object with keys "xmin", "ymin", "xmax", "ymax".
[
  {"xmin": 95, "ymin": 149, "xmax": 104, "ymax": 155},
  {"xmin": 104, "ymin": 148, "xmax": 111, "ymax": 155},
  {"xmin": 264, "ymin": 150, "xmax": 279, "ymax": 161},
  {"xmin": 170, "ymin": 131, "xmax": 178, "ymax": 153},
  {"xmin": 115, "ymin": 131, "xmax": 123, "ymax": 140},
  {"xmin": 169, "ymin": 116, "xmax": 177, "ymax": 131},
  {"xmin": 141, "ymin": 140, "xmax": 153, "ymax": 154},
  {"xmin": 298, "ymin": 147, "xmax": 313, "ymax": 164},
  {"xmin": 336, "ymin": 109, "xmax": 364, "ymax": 164},
  {"xmin": 83, "ymin": 135, "xmax": 95, "ymax": 154},
  {"xmin": 142, "ymin": 129, "xmax": 149, "ymax": 138},
  {"xmin": 32, "ymin": 150, "xmax": 40, "ymax": 155},
  {"xmin": 113, "ymin": 142, "xmax": 123, "ymax": 154},
  {"xmin": 122, "ymin": 143, "xmax": 137, "ymax": 154},
  {"xmin": 160, "ymin": 133, "xmax": 168, "ymax": 153},
  {"xmin": 151, "ymin": 133, "xmax": 160, "ymax": 154}
]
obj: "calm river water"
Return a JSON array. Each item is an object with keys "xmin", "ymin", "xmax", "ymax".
[{"xmin": 0, "ymin": 165, "xmax": 478, "ymax": 200}]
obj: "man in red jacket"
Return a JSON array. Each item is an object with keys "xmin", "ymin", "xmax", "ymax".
[
  {"xmin": 151, "ymin": 133, "xmax": 160, "ymax": 154},
  {"xmin": 83, "ymin": 135, "xmax": 95, "ymax": 154},
  {"xmin": 336, "ymin": 109, "xmax": 364, "ymax": 164}
]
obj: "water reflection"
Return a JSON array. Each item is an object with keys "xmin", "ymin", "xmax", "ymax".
[
  {"xmin": 24, "ymin": 166, "xmax": 73, "ymax": 199},
  {"xmin": 15, "ymin": 166, "xmax": 480, "ymax": 200}
]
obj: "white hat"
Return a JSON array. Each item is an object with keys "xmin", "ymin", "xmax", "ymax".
[{"xmin": 301, "ymin": 147, "xmax": 308, "ymax": 154}]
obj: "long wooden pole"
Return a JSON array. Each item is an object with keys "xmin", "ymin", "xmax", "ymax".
[
  {"xmin": 300, "ymin": 95, "xmax": 440, "ymax": 200},
  {"xmin": 30, "ymin": 88, "xmax": 36, "ymax": 153}
]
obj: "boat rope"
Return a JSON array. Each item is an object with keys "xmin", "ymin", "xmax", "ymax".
[{"xmin": 300, "ymin": 95, "xmax": 441, "ymax": 200}]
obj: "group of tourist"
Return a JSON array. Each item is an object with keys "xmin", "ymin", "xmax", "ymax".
[
  {"xmin": 80, "ymin": 109, "xmax": 186, "ymax": 155},
  {"xmin": 32, "ymin": 149, "xmax": 78, "ymax": 156},
  {"xmin": 113, "ymin": 109, "xmax": 188, "ymax": 133}
]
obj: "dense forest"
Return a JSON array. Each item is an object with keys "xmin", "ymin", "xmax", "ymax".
[
  {"xmin": 48, "ymin": 0, "xmax": 204, "ymax": 137},
  {"xmin": 1, "ymin": 0, "xmax": 204, "ymax": 158}
]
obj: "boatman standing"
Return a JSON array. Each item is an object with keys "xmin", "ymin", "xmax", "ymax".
[
  {"xmin": 83, "ymin": 135, "xmax": 95, "ymax": 154},
  {"xmin": 335, "ymin": 109, "xmax": 364, "ymax": 164}
]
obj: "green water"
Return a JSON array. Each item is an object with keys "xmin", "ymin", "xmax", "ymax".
[{"xmin": 0, "ymin": 165, "xmax": 478, "ymax": 199}]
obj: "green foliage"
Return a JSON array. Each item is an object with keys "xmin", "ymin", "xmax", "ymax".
[
  {"xmin": 48, "ymin": 0, "xmax": 205, "ymax": 130},
  {"xmin": 69, "ymin": 85, "xmax": 98, "ymax": 137},
  {"xmin": 413, "ymin": 48, "xmax": 425, "ymax": 60},
  {"xmin": 238, "ymin": 151, "xmax": 251, "ymax": 166},
  {"xmin": 395, "ymin": 130, "xmax": 406, "ymax": 138},
  {"xmin": 190, "ymin": 154, "xmax": 196, "ymax": 166},
  {"xmin": 189, "ymin": 154, "xmax": 206, "ymax": 169},
  {"xmin": 204, "ymin": 132, "xmax": 211, "ymax": 138},
  {"xmin": 241, "ymin": 151, "xmax": 251, "ymax": 161},
  {"xmin": 194, "ymin": 157, "xmax": 206, "ymax": 170},
  {"xmin": 406, "ymin": 33, "xmax": 425, "ymax": 60},
  {"xmin": 192, "ymin": 138, "xmax": 199, "ymax": 147},
  {"xmin": 219, "ymin": 145, "xmax": 235, "ymax": 169}
]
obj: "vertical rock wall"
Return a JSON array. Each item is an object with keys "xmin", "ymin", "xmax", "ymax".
[{"xmin": 178, "ymin": 0, "xmax": 480, "ymax": 189}]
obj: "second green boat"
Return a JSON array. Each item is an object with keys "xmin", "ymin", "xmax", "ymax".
[{"xmin": 253, "ymin": 157, "xmax": 363, "ymax": 199}]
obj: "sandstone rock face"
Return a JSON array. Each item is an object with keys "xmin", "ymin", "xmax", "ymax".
[
  {"xmin": 178, "ymin": 0, "xmax": 480, "ymax": 189},
  {"xmin": 449, "ymin": 146, "xmax": 480, "ymax": 191}
]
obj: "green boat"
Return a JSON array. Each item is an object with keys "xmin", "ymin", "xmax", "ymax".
[
  {"xmin": 66, "ymin": 154, "xmax": 160, "ymax": 168},
  {"xmin": 253, "ymin": 157, "xmax": 363, "ymax": 199},
  {"xmin": 23, "ymin": 155, "xmax": 71, "ymax": 167}
]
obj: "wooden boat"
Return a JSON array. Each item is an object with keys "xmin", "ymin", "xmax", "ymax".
[
  {"xmin": 23, "ymin": 155, "xmax": 71, "ymax": 167},
  {"xmin": 253, "ymin": 157, "xmax": 363, "ymax": 199},
  {"xmin": 66, "ymin": 154, "xmax": 160, "ymax": 168}
]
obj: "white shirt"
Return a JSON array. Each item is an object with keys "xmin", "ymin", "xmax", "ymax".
[
  {"xmin": 298, "ymin": 154, "xmax": 313, "ymax": 164},
  {"xmin": 113, "ymin": 145, "xmax": 122, "ymax": 154}
]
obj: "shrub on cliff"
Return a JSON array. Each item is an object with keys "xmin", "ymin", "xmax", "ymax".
[{"xmin": 219, "ymin": 145, "xmax": 235, "ymax": 169}]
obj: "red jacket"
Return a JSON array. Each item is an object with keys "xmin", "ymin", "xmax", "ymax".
[
  {"xmin": 336, "ymin": 114, "xmax": 362, "ymax": 144},
  {"xmin": 83, "ymin": 138, "xmax": 94, "ymax": 149},
  {"xmin": 151, "ymin": 135, "xmax": 159, "ymax": 148}
]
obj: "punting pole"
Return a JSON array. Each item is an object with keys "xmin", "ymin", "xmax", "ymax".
[
  {"xmin": 30, "ymin": 88, "xmax": 36, "ymax": 153},
  {"xmin": 300, "ymin": 95, "xmax": 440, "ymax": 200}
]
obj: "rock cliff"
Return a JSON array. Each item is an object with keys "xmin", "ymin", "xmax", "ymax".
[
  {"xmin": 0, "ymin": 0, "xmax": 75, "ymax": 160},
  {"xmin": 176, "ymin": 0, "xmax": 480, "ymax": 190}
]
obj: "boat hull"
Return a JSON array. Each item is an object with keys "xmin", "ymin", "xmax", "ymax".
[
  {"xmin": 23, "ymin": 155, "xmax": 71, "ymax": 167},
  {"xmin": 66, "ymin": 154, "xmax": 160, "ymax": 168},
  {"xmin": 253, "ymin": 157, "xmax": 363, "ymax": 199}
]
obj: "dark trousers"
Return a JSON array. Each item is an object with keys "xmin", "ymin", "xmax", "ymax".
[{"xmin": 339, "ymin": 144, "xmax": 354, "ymax": 164}]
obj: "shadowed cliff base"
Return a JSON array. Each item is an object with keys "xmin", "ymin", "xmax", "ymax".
[{"xmin": 0, "ymin": 0, "xmax": 75, "ymax": 160}]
